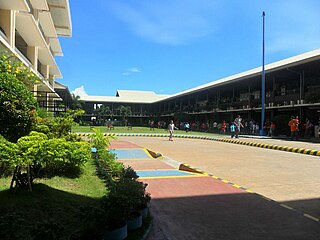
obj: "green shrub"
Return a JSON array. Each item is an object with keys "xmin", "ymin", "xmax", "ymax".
[
  {"xmin": 39, "ymin": 139, "xmax": 91, "ymax": 178},
  {"xmin": 0, "ymin": 72, "xmax": 38, "ymax": 142},
  {"xmin": 90, "ymin": 128, "xmax": 115, "ymax": 149},
  {"xmin": 3, "ymin": 131, "xmax": 91, "ymax": 190},
  {"xmin": 0, "ymin": 135, "xmax": 20, "ymax": 176}
]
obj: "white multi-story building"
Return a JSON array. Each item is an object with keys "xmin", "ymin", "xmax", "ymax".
[{"xmin": 0, "ymin": 0, "xmax": 72, "ymax": 112}]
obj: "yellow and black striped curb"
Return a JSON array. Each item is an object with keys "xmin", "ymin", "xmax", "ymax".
[
  {"xmin": 76, "ymin": 133, "xmax": 320, "ymax": 157},
  {"xmin": 180, "ymin": 163, "xmax": 320, "ymax": 222}
]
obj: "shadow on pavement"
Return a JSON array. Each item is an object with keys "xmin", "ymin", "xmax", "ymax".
[
  {"xmin": 148, "ymin": 193, "xmax": 320, "ymax": 240},
  {"xmin": 282, "ymin": 198, "xmax": 320, "ymax": 219}
]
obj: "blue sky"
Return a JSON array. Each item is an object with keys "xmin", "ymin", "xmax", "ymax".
[{"xmin": 56, "ymin": 0, "xmax": 320, "ymax": 97}]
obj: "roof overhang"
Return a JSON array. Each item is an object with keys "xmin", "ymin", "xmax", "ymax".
[
  {"xmin": 15, "ymin": 12, "xmax": 47, "ymax": 48},
  {"xmin": 155, "ymin": 48, "xmax": 320, "ymax": 103},
  {"xmin": 0, "ymin": 0, "xmax": 30, "ymax": 11},
  {"xmin": 47, "ymin": 0, "xmax": 72, "ymax": 37},
  {"xmin": 49, "ymin": 37, "xmax": 63, "ymax": 56},
  {"xmin": 37, "ymin": 80, "xmax": 61, "ymax": 100},
  {"xmin": 38, "ymin": 46, "xmax": 62, "ymax": 78},
  {"xmin": 39, "ymin": 11, "xmax": 57, "ymax": 38},
  {"xmin": 29, "ymin": 0, "xmax": 49, "ymax": 10}
]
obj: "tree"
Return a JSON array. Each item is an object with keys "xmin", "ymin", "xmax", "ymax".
[
  {"xmin": 0, "ymin": 72, "xmax": 38, "ymax": 142},
  {"xmin": 118, "ymin": 105, "xmax": 132, "ymax": 125},
  {"xmin": 93, "ymin": 105, "xmax": 111, "ymax": 124},
  {"xmin": 70, "ymin": 94, "xmax": 83, "ymax": 110}
]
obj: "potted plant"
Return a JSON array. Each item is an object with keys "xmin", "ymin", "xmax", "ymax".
[
  {"xmin": 102, "ymin": 188, "xmax": 129, "ymax": 240},
  {"xmin": 140, "ymin": 188, "xmax": 151, "ymax": 219}
]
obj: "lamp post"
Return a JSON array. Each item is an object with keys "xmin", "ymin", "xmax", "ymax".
[{"xmin": 260, "ymin": 11, "xmax": 266, "ymax": 136}]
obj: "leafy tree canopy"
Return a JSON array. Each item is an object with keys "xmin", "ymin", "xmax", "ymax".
[{"xmin": 0, "ymin": 72, "xmax": 38, "ymax": 142}]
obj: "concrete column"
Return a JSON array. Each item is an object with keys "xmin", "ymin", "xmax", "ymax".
[
  {"xmin": 49, "ymin": 75, "xmax": 55, "ymax": 89},
  {"xmin": 41, "ymin": 64, "xmax": 50, "ymax": 79},
  {"xmin": 0, "ymin": 10, "xmax": 16, "ymax": 47},
  {"xmin": 27, "ymin": 46, "xmax": 38, "ymax": 71}
]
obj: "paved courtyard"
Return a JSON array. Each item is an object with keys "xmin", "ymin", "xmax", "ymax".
[{"xmin": 110, "ymin": 137, "xmax": 320, "ymax": 239}]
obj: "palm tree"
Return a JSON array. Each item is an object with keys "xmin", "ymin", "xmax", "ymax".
[{"xmin": 70, "ymin": 94, "xmax": 83, "ymax": 110}]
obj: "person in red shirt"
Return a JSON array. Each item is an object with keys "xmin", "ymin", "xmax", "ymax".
[
  {"xmin": 269, "ymin": 122, "xmax": 276, "ymax": 136},
  {"xmin": 288, "ymin": 116, "xmax": 299, "ymax": 140},
  {"xmin": 221, "ymin": 121, "xmax": 227, "ymax": 134}
]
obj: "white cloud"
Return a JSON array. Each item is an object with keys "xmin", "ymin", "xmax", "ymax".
[
  {"xmin": 122, "ymin": 67, "xmax": 141, "ymax": 76},
  {"xmin": 106, "ymin": 0, "xmax": 218, "ymax": 45},
  {"xmin": 72, "ymin": 86, "xmax": 88, "ymax": 98}
]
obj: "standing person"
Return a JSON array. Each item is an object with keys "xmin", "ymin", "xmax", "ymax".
[
  {"xmin": 230, "ymin": 123, "xmax": 236, "ymax": 138},
  {"xmin": 168, "ymin": 120, "xmax": 177, "ymax": 141},
  {"xmin": 150, "ymin": 120, "xmax": 154, "ymax": 131},
  {"xmin": 213, "ymin": 121, "xmax": 218, "ymax": 133},
  {"xmin": 269, "ymin": 122, "xmax": 276, "ymax": 136},
  {"xmin": 295, "ymin": 116, "xmax": 300, "ymax": 138},
  {"xmin": 304, "ymin": 119, "xmax": 313, "ymax": 137},
  {"xmin": 234, "ymin": 115, "xmax": 244, "ymax": 137},
  {"xmin": 221, "ymin": 121, "xmax": 227, "ymax": 134},
  {"xmin": 288, "ymin": 116, "xmax": 299, "ymax": 140}
]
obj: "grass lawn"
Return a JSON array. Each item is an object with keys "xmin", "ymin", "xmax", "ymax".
[
  {"xmin": 72, "ymin": 125, "xmax": 222, "ymax": 137},
  {"xmin": 0, "ymin": 159, "xmax": 106, "ymax": 239}
]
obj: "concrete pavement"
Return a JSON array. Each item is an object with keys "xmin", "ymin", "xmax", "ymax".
[{"xmin": 109, "ymin": 139, "xmax": 320, "ymax": 240}]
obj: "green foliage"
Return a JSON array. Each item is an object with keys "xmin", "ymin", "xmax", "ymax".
[
  {"xmin": 118, "ymin": 105, "xmax": 132, "ymax": 125},
  {"xmin": 0, "ymin": 135, "xmax": 20, "ymax": 176},
  {"xmin": 33, "ymin": 109, "xmax": 85, "ymax": 139},
  {"xmin": 93, "ymin": 104, "xmax": 111, "ymax": 117},
  {"xmin": 90, "ymin": 128, "xmax": 115, "ymax": 149},
  {"xmin": 0, "ymin": 52, "xmax": 40, "ymax": 88},
  {"xmin": 0, "ymin": 72, "xmax": 38, "ymax": 142},
  {"xmin": 39, "ymin": 139, "xmax": 90, "ymax": 177},
  {"xmin": 122, "ymin": 166, "xmax": 139, "ymax": 180},
  {"xmin": 0, "ymin": 131, "xmax": 91, "ymax": 189},
  {"xmin": 70, "ymin": 93, "xmax": 83, "ymax": 110},
  {"xmin": 103, "ymin": 178, "xmax": 150, "ymax": 226},
  {"xmin": 95, "ymin": 149, "xmax": 123, "ymax": 181}
]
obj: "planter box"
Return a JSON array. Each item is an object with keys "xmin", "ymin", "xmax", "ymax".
[
  {"xmin": 127, "ymin": 212, "xmax": 142, "ymax": 231},
  {"xmin": 103, "ymin": 222, "xmax": 128, "ymax": 240},
  {"xmin": 141, "ymin": 207, "xmax": 149, "ymax": 219}
]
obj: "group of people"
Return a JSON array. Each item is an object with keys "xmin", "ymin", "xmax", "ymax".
[{"xmin": 155, "ymin": 115, "xmax": 317, "ymax": 141}]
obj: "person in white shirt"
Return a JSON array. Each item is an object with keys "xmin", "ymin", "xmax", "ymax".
[{"xmin": 168, "ymin": 120, "xmax": 176, "ymax": 141}]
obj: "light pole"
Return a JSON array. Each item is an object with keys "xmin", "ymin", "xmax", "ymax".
[{"xmin": 260, "ymin": 11, "xmax": 266, "ymax": 136}]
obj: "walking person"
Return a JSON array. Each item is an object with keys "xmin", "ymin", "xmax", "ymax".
[
  {"xmin": 234, "ymin": 115, "xmax": 244, "ymax": 137},
  {"xmin": 168, "ymin": 120, "xmax": 177, "ymax": 141},
  {"xmin": 230, "ymin": 123, "xmax": 236, "ymax": 138},
  {"xmin": 185, "ymin": 122, "xmax": 190, "ymax": 133}
]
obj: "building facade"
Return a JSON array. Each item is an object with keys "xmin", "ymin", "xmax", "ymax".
[
  {"xmin": 80, "ymin": 49, "xmax": 320, "ymax": 133},
  {"xmin": 0, "ymin": 0, "xmax": 72, "ymax": 113}
]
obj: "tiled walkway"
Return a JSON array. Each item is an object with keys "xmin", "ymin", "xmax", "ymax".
[{"xmin": 109, "ymin": 140, "xmax": 320, "ymax": 240}]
